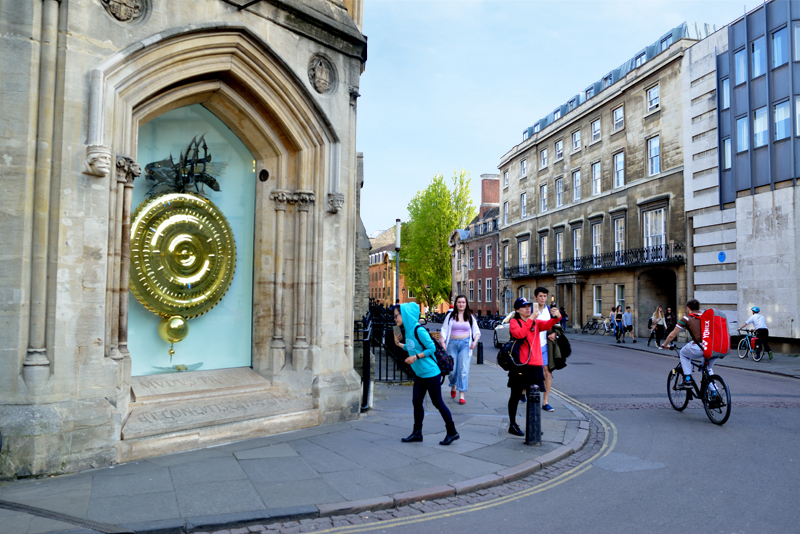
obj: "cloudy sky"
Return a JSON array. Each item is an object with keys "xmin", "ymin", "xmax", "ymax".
[{"xmin": 356, "ymin": 0, "xmax": 759, "ymax": 236}]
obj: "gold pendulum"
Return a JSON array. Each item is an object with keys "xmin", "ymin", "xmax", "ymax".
[{"xmin": 169, "ymin": 344, "xmax": 175, "ymax": 361}]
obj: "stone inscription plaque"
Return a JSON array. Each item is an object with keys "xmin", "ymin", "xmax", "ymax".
[
  {"xmin": 131, "ymin": 367, "xmax": 271, "ymax": 403},
  {"xmin": 122, "ymin": 391, "xmax": 314, "ymax": 440}
]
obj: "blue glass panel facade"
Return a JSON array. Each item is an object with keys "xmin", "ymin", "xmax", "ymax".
[{"xmin": 718, "ymin": 0, "xmax": 799, "ymax": 205}]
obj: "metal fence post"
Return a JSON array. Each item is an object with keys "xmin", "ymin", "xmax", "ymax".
[
  {"xmin": 524, "ymin": 385, "xmax": 542, "ymax": 446},
  {"xmin": 361, "ymin": 322, "xmax": 371, "ymax": 413},
  {"xmin": 476, "ymin": 341, "xmax": 484, "ymax": 365}
]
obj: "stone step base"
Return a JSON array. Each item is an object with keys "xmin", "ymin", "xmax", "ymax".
[
  {"xmin": 130, "ymin": 368, "xmax": 277, "ymax": 405},
  {"xmin": 118, "ymin": 405, "xmax": 320, "ymax": 463}
]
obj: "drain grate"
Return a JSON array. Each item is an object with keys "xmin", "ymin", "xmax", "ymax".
[{"xmin": 0, "ymin": 500, "xmax": 134, "ymax": 534}]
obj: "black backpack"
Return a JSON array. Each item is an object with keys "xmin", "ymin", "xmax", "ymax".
[
  {"xmin": 413, "ymin": 325, "xmax": 455, "ymax": 383},
  {"xmin": 497, "ymin": 319, "xmax": 530, "ymax": 371}
]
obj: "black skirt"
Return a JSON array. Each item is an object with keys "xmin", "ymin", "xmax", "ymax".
[{"xmin": 507, "ymin": 365, "xmax": 546, "ymax": 392}]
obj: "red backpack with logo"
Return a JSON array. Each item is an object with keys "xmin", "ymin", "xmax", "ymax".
[{"xmin": 699, "ymin": 309, "xmax": 730, "ymax": 358}]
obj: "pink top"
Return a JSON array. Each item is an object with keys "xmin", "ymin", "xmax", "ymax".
[{"xmin": 450, "ymin": 319, "xmax": 471, "ymax": 337}]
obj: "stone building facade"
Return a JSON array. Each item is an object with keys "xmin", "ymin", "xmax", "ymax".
[
  {"xmin": 497, "ymin": 24, "xmax": 709, "ymax": 336},
  {"xmin": 682, "ymin": 0, "xmax": 800, "ymax": 350},
  {"xmin": 0, "ymin": 0, "xmax": 366, "ymax": 478},
  {"xmin": 449, "ymin": 174, "xmax": 501, "ymax": 315}
]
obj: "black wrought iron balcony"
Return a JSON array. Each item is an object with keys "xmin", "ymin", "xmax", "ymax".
[{"xmin": 504, "ymin": 242, "xmax": 685, "ymax": 279}]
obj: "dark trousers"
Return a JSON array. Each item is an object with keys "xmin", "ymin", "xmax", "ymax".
[
  {"xmin": 648, "ymin": 325, "xmax": 665, "ymax": 345},
  {"xmin": 756, "ymin": 328, "xmax": 772, "ymax": 353},
  {"xmin": 412, "ymin": 375, "xmax": 454, "ymax": 430}
]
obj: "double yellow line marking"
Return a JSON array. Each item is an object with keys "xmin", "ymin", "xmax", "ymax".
[{"xmin": 315, "ymin": 391, "xmax": 618, "ymax": 533}]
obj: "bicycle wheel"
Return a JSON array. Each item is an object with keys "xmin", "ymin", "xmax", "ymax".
[
  {"xmin": 667, "ymin": 368, "xmax": 689, "ymax": 411},
  {"xmin": 703, "ymin": 375, "xmax": 731, "ymax": 425},
  {"xmin": 752, "ymin": 341, "xmax": 763, "ymax": 362},
  {"xmin": 737, "ymin": 338, "xmax": 749, "ymax": 359},
  {"xmin": 591, "ymin": 323, "xmax": 600, "ymax": 335},
  {"xmin": 582, "ymin": 324, "xmax": 590, "ymax": 334}
]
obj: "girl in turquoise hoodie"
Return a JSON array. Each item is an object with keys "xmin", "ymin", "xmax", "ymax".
[{"xmin": 393, "ymin": 302, "xmax": 459, "ymax": 445}]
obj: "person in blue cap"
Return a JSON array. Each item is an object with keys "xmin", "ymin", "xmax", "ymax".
[{"xmin": 393, "ymin": 302, "xmax": 460, "ymax": 445}]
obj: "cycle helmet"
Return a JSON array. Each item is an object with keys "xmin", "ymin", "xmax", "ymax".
[{"xmin": 751, "ymin": 306, "xmax": 760, "ymax": 313}]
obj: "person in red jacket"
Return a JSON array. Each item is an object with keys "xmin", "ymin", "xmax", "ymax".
[{"xmin": 506, "ymin": 297, "xmax": 561, "ymax": 436}]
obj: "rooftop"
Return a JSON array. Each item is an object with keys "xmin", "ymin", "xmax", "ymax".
[{"xmin": 520, "ymin": 22, "xmax": 717, "ymax": 143}]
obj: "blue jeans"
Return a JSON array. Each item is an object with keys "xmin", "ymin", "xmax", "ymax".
[{"xmin": 447, "ymin": 337, "xmax": 470, "ymax": 392}]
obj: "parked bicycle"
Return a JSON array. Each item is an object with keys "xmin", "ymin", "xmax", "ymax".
[
  {"xmin": 736, "ymin": 327, "xmax": 764, "ymax": 362},
  {"xmin": 581, "ymin": 318, "xmax": 598, "ymax": 334},
  {"xmin": 666, "ymin": 343, "xmax": 731, "ymax": 425},
  {"xmin": 597, "ymin": 318, "xmax": 615, "ymax": 336}
]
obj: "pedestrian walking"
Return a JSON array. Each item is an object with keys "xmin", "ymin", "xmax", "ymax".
[
  {"xmin": 439, "ymin": 295, "xmax": 480, "ymax": 405},
  {"xmin": 647, "ymin": 305, "xmax": 666, "ymax": 348},
  {"xmin": 665, "ymin": 307, "xmax": 676, "ymax": 332},
  {"xmin": 559, "ymin": 307, "xmax": 568, "ymax": 329},
  {"xmin": 614, "ymin": 305, "xmax": 624, "ymax": 342},
  {"xmin": 533, "ymin": 287, "xmax": 558, "ymax": 412},
  {"xmin": 393, "ymin": 302, "xmax": 460, "ymax": 445},
  {"xmin": 745, "ymin": 306, "xmax": 773, "ymax": 360},
  {"xmin": 621, "ymin": 306, "xmax": 636, "ymax": 343},
  {"xmin": 506, "ymin": 297, "xmax": 561, "ymax": 436}
]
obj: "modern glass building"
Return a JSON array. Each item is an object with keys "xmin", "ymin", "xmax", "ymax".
[{"xmin": 717, "ymin": 0, "xmax": 799, "ymax": 203}]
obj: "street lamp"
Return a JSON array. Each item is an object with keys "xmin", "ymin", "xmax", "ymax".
[{"xmin": 395, "ymin": 219, "xmax": 401, "ymax": 306}]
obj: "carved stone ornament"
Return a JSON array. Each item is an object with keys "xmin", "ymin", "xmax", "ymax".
[
  {"xmin": 327, "ymin": 192, "xmax": 345, "ymax": 214},
  {"xmin": 308, "ymin": 55, "xmax": 336, "ymax": 95},
  {"xmin": 82, "ymin": 145, "xmax": 113, "ymax": 178},
  {"xmin": 270, "ymin": 190, "xmax": 317, "ymax": 210},
  {"xmin": 101, "ymin": 0, "xmax": 146, "ymax": 23},
  {"xmin": 116, "ymin": 155, "xmax": 142, "ymax": 185}
]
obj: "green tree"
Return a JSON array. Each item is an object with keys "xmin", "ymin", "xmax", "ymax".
[{"xmin": 401, "ymin": 169, "xmax": 477, "ymax": 309}]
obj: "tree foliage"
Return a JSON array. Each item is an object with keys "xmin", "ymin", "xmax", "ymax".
[{"xmin": 401, "ymin": 170, "xmax": 477, "ymax": 309}]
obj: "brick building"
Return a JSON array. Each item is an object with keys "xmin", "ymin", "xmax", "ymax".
[
  {"xmin": 450, "ymin": 174, "xmax": 501, "ymax": 315},
  {"xmin": 498, "ymin": 24, "xmax": 712, "ymax": 335},
  {"xmin": 368, "ymin": 228, "xmax": 415, "ymax": 308}
]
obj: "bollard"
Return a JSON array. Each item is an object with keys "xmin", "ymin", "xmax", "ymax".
[
  {"xmin": 476, "ymin": 341, "xmax": 484, "ymax": 365},
  {"xmin": 524, "ymin": 385, "xmax": 542, "ymax": 446}
]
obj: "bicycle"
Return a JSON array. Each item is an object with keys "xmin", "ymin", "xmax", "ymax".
[
  {"xmin": 598, "ymin": 319, "xmax": 615, "ymax": 336},
  {"xmin": 666, "ymin": 343, "xmax": 731, "ymax": 425},
  {"xmin": 581, "ymin": 318, "xmax": 597, "ymax": 334},
  {"xmin": 736, "ymin": 327, "xmax": 764, "ymax": 362}
]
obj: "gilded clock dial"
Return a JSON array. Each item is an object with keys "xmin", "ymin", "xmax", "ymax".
[{"xmin": 130, "ymin": 192, "xmax": 236, "ymax": 319}]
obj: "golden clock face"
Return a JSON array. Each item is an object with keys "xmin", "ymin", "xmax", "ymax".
[{"xmin": 130, "ymin": 192, "xmax": 236, "ymax": 319}]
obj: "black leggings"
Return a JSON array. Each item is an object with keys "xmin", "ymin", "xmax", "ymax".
[
  {"xmin": 648, "ymin": 325, "xmax": 665, "ymax": 345},
  {"xmin": 412, "ymin": 375, "xmax": 453, "ymax": 429}
]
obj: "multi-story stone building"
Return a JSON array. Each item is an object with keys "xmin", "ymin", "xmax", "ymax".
[
  {"xmin": 682, "ymin": 0, "xmax": 800, "ymax": 350},
  {"xmin": 498, "ymin": 23, "xmax": 713, "ymax": 335},
  {"xmin": 0, "ymin": 0, "xmax": 366, "ymax": 478},
  {"xmin": 450, "ymin": 174, "xmax": 501, "ymax": 315}
]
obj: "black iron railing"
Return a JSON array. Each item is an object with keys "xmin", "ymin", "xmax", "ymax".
[{"xmin": 504, "ymin": 242, "xmax": 685, "ymax": 279}]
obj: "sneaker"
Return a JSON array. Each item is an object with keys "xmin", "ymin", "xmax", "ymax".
[
  {"xmin": 633, "ymin": 340, "xmax": 637, "ymax": 343},
  {"xmin": 543, "ymin": 404, "xmax": 554, "ymax": 412},
  {"xmin": 622, "ymin": 339, "xmax": 626, "ymax": 343},
  {"xmin": 520, "ymin": 394, "xmax": 526, "ymax": 403},
  {"xmin": 616, "ymin": 340, "xmax": 621, "ymax": 344},
  {"xmin": 677, "ymin": 377, "xmax": 694, "ymax": 390},
  {"xmin": 769, "ymin": 351, "xmax": 773, "ymax": 360}
]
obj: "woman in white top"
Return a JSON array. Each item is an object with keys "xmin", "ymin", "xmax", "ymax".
[
  {"xmin": 439, "ymin": 295, "xmax": 481, "ymax": 404},
  {"xmin": 648, "ymin": 305, "xmax": 666, "ymax": 348}
]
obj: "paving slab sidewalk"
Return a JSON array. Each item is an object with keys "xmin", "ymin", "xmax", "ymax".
[
  {"xmin": 568, "ymin": 330, "xmax": 800, "ymax": 378},
  {"xmin": 0, "ymin": 360, "xmax": 588, "ymax": 534}
]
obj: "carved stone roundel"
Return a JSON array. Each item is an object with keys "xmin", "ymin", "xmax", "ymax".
[
  {"xmin": 308, "ymin": 55, "xmax": 337, "ymax": 95},
  {"xmin": 101, "ymin": 0, "xmax": 147, "ymax": 23}
]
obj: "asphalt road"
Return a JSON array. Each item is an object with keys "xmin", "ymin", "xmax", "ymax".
[{"xmin": 360, "ymin": 332, "xmax": 800, "ymax": 533}]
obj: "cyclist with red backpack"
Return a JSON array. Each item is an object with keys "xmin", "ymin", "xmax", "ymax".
[{"xmin": 662, "ymin": 299, "xmax": 719, "ymax": 390}]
